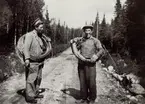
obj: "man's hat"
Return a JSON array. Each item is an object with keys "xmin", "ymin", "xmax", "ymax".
[
  {"xmin": 82, "ymin": 25, "xmax": 93, "ymax": 30},
  {"xmin": 33, "ymin": 18, "xmax": 43, "ymax": 27}
]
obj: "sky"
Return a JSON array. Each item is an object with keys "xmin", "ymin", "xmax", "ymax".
[{"xmin": 43, "ymin": 0, "xmax": 126, "ymax": 28}]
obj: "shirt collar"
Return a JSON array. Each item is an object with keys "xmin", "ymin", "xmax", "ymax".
[
  {"xmin": 82, "ymin": 35, "xmax": 93, "ymax": 40},
  {"xmin": 32, "ymin": 30, "xmax": 37, "ymax": 36}
]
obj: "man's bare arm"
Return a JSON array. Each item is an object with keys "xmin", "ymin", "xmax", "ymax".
[{"xmin": 70, "ymin": 39, "xmax": 90, "ymax": 62}]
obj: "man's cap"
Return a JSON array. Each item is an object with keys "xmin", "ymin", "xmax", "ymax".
[
  {"xmin": 82, "ymin": 25, "xmax": 93, "ymax": 30},
  {"xmin": 33, "ymin": 18, "xmax": 43, "ymax": 27}
]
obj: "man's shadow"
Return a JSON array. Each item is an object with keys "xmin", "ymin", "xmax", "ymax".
[
  {"xmin": 61, "ymin": 88, "xmax": 81, "ymax": 100},
  {"xmin": 17, "ymin": 89, "xmax": 26, "ymax": 97},
  {"xmin": 17, "ymin": 88, "xmax": 49, "ymax": 98}
]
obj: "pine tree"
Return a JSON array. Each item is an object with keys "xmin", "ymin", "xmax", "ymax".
[
  {"xmin": 93, "ymin": 12, "xmax": 99, "ymax": 38},
  {"xmin": 99, "ymin": 14, "xmax": 107, "ymax": 43},
  {"xmin": 112, "ymin": 0, "xmax": 126, "ymax": 53},
  {"xmin": 99, "ymin": 14, "xmax": 113, "ymax": 49},
  {"xmin": 115, "ymin": 0, "xmax": 122, "ymax": 17},
  {"xmin": 125, "ymin": 0, "xmax": 145, "ymax": 63},
  {"xmin": 44, "ymin": 9, "xmax": 52, "ymax": 38},
  {"xmin": 55, "ymin": 20, "xmax": 61, "ymax": 43},
  {"xmin": 2, "ymin": 0, "xmax": 45, "ymax": 50},
  {"xmin": 113, "ymin": 0, "xmax": 122, "ymax": 35}
]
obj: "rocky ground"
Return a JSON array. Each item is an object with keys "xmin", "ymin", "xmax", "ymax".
[{"xmin": 0, "ymin": 48, "xmax": 144, "ymax": 104}]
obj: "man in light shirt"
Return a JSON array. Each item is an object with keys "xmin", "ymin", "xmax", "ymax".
[{"xmin": 71, "ymin": 25, "xmax": 104, "ymax": 104}]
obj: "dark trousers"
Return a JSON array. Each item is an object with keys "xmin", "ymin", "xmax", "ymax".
[
  {"xmin": 25, "ymin": 62, "xmax": 44, "ymax": 99},
  {"xmin": 78, "ymin": 62, "xmax": 96, "ymax": 101}
]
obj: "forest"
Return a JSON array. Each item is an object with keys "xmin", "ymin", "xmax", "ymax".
[{"xmin": 0, "ymin": 0, "xmax": 145, "ymax": 87}]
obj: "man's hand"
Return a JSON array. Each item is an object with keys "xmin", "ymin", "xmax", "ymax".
[
  {"xmin": 25, "ymin": 59, "xmax": 30, "ymax": 67},
  {"xmin": 90, "ymin": 54, "xmax": 98, "ymax": 63},
  {"xmin": 70, "ymin": 39, "xmax": 73, "ymax": 44}
]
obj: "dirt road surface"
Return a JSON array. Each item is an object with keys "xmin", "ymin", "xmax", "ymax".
[{"xmin": 0, "ymin": 48, "xmax": 137, "ymax": 104}]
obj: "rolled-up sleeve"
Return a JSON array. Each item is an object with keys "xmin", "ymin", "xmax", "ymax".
[{"xmin": 24, "ymin": 33, "xmax": 33, "ymax": 60}]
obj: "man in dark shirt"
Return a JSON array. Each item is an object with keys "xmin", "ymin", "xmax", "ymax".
[{"xmin": 71, "ymin": 25, "xmax": 104, "ymax": 104}]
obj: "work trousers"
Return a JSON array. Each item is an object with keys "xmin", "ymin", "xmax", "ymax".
[
  {"xmin": 78, "ymin": 62, "xmax": 97, "ymax": 101},
  {"xmin": 25, "ymin": 62, "xmax": 44, "ymax": 99}
]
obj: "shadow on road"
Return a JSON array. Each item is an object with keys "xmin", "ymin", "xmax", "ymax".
[
  {"xmin": 61, "ymin": 88, "xmax": 81, "ymax": 100},
  {"xmin": 17, "ymin": 89, "xmax": 26, "ymax": 97}
]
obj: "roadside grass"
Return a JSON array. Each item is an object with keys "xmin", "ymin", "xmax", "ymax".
[
  {"xmin": 104, "ymin": 53, "xmax": 145, "ymax": 89},
  {"xmin": 51, "ymin": 43, "xmax": 69, "ymax": 57}
]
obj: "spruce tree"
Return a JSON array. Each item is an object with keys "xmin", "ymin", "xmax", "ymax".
[
  {"xmin": 93, "ymin": 12, "xmax": 99, "ymax": 38},
  {"xmin": 44, "ymin": 9, "xmax": 52, "ymax": 38},
  {"xmin": 99, "ymin": 14, "xmax": 107, "ymax": 44}
]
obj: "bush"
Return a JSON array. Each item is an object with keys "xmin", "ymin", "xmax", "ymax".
[
  {"xmin": 0, "ymin": 52, "xmax": 24, "ymax": 82},
  {"xmin": 51, "ymin": 43, "xmax": 69, "ymax": 56}
]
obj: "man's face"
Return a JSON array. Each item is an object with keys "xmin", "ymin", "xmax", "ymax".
[
  {"xmin": 84, "ymin": 28, "xmax": 92, "ymax": 38},
  {"xmin": 36, "ymin": 24, "xmax": 44, "ymax": 34}
]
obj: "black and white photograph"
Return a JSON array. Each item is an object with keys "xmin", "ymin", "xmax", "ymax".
[{"xmin": 0, "ymin": 0, "xmax": 145, "ymax": 104}]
